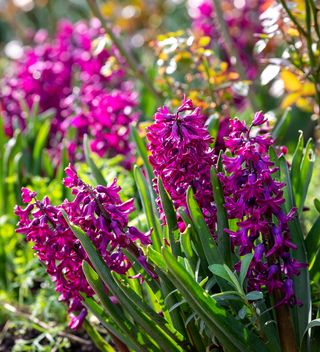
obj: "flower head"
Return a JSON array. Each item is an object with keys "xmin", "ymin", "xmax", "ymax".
[
  {"xmin": 147, "ymin": 98, "xmax": 216, "ymax": 232},
  {"xmin": 219, "ymin": 112, "xmax": 304, "ymax": 306},
  {"xmin": 1, "ymin": 19, "xmax": 139, "ymax": 167},
  {"xmin": 15, "ymin": 164, "xmax": 152, "ymax": 329}
]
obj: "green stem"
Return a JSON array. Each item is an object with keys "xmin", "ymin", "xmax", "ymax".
[
  {"xmin": 305, "ymin": 0, "xmax": 315, "ymax": 68},
  {"xmin": 263, "ymin": 226, "xmax": 298, "ymax": 352},
  {"xmin": 279, "ymin": 0, "xmax": 307, "ymax": 37},
  {"xmin": 86, "ymin": 0, "xmax": 163, "ymax": 104},
  {"xmin": 211, "ymin": 0, "xmax": 257, "ymax": 111},
  {"xmin": 309, "ymin": 0, "xmax": 320, "ymax": 40}
]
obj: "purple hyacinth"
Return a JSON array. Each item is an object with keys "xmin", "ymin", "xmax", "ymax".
[
  {"xmin": 15, "ymin": 165, "xmax": 151, "ymax": 329},
  {"xmin": 147, "ymin": 98, "xmax": 216, "ymax": 232},
  {"xmin": 0, "ymin": 19, "xmax": 138, "ymax": 166},
  {"xmin": 219, "ymin": 111, "xmax": 304, "ymax": 306}
]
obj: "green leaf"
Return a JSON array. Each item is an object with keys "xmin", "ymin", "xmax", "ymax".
[
  {"xmin": 82, "ymin": 261, "xmax": 150, "ymax": 352},
  {"xmin": 163, "ymin": 248, "xmax": 266, "ymax": 352},
  {"xmin": 32, "ymin": 117, "xmax": 51, "ymax": 174},
  {"xmin": 131, "ymin": 126, "xmax": 154, "ymax": 186},
  {"xmin": 134, "ymin": 166, "xmax": 162, "ymax": 251},
  {"xmin": 245, "ymin": 291, "xmax": 263, "ymax": 301},
  {"xmin": 63, "ymin": 212, "xmax": 182, "ymax": 352},
  {"xmin": 178, "ymin": 207, "xmax": 210, "ymax": 276},
  {"xmin": 239, "ymin": 253, "xmax": 253, "ymax": 288},
  {"xmin": 272, "ymin": 108, "xmax": 291, "ymax": 142},
  {"xmin": 82, "ymin": 320, "xmax": 116, "ymax": 352},
  {"xmin": 314, "ymin": 198, "xmax": 320, "ymax": 213},
  {"xmin": 291, "ymin": 130, "xmax": 304, "ymax": 187},
  {"xmin": 305, "ymin": 217, "xmax": 320, "ymax": 263},
  {"xmin": 83, "ymin": 134, "xmax": 107, "ymax": 186},
  {"xmin": 180, "ymin": 225, "xmax": 197, "ymax": 270},
  {"xmin": 82, "ymin": 296, "xmax": 149, "ymax": 351},
  {"xmin": 210, "ymin": 166, "xmax": 231, "ymax": 266},
  {"xmin": 309, "ymin": 248, "xmax": 320, "ymax": 282},
  {"xmin": 279, "ymin": 156, "xmax": 311, "ymax": 346},
  {"xmin": 186, "ymin": 187, "xmax": 221, "ymax": 266},
  {"xmin": 206, "ymin": 114, "xmax": 220, "ymax": 141},
  {"xmin": 209, "ymin": 264, "xmax": 242, "ymax": 294},
  {"xmin": 158, "ymin": 177, "xmax": 180, "ymax": 256},
  {"xmin": 296, "ymin": 139, "xmax": 315, "ymax": 212},
  {"xmin": 301, "ymin": 319, "xmax": 320, "ymax": 352}
]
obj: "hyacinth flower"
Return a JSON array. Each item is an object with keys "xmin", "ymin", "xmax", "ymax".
[
  {"xmin": 0, "ymin": 19, "xmax": 139, "ymax": 165},
  {"xmin": 15, "ymin": 165, "xmax": 152, "ymax": 329},
  {"xmin": 147, "ymin": 98, "xmax": 217, "ymax": 232},
  {"xmin": 218, "ymin": 111, "xmax": 305, "ymax": 306}
]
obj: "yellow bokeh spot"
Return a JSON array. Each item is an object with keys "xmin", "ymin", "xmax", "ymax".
[
  {"xmin": 281, "ymin": 70, "xmax": 302, "ymax": 92},
  {"xmin": 301, "ymin": 82, "xmax": 316, "ymax": 96},
  {"xmin": 198, "ymin": 36, "xmax": 211, "ymax": 47},
  {"xmin": 281, "ymin": 92, "xmax": 301, "ymax": 109},
  {"xmin": 296, "ymin": 97, "xmax": 312, "ymax": 112},
  {"xmin": 287, "ymin": 28, "xmax": 300, "ymax": 37}
]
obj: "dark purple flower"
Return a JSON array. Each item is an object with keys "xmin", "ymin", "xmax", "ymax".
[
  {"xmin": 219, "ymin": 113, "xmax": 304, "ymax": 306},
  {"xmin": 21, "ymin": 187, "xmax": 37, "ymax": 203},
  {"xmin": 15, "ymin": 164, "xmax": 152, "ymax": 329},
  {"xmin": 147, "ymin": 98, "xmax": 216, "ymax": 232}
]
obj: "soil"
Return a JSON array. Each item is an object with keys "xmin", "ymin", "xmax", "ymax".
[{"xmin": 0, "ymin": 326, "xmax": 101, "ymax": 351}]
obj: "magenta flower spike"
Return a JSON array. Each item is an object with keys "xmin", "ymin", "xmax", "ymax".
[
  {"xmin": 219, "ymin": 112, "xmax": 304, "ymax": 306},
  {"xmin": 147, "ymin": 98, "xmax": 217, "ymax": 232},
  {"xmin": 15, "ymin": 164, "xmax": 152, "ymax": 329},
  {"xmin": 0, "ymin": 19, "xmax": 139, "ymax": 166}
]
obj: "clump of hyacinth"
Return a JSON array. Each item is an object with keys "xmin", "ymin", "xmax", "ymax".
[
  {"xmin": 0, "ymin": 19, "xmax": 138, "ymax": 165},
  {"xmin": 219, "ymin": 112, "xmax": 304, "ymax": 306},
  {"xmin": 147, "ymin": 98, "xmax": 216, "ymax": 232},
  {"xmin": 188, "ymin": 0, "xmax": 265, "ymax": 80},
  {"xmin": 15, "ymin": 165, "xmax": 151, "ymax": 329}
]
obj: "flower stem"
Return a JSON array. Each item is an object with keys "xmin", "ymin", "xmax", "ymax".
[
  {"xmin": 279, "ymin": 0, "xmax": 307, "ymax": 37},
  {"xmin": 263, "ymin": 228, "xmax": 298, "ymax": 352},
  {"xmin": 86, "ymin": 0, "xmax": 163, "ymax": 104}
]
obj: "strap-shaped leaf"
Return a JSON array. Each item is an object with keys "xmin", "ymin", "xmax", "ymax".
[
  {"xmin": 131, "ymin": 126, "xmax": 154, "ymax": 186},
  {"xmin": 239, "ymin": 253, "xmax": 253, "ymax": 288},
  {"xmin": 291, "ymin": 131, "xmax": 304, "ymax": 191},
  {"xmin": 83, "ymin": 261, "xmax": 151, "ymax": 352},
  {"xmin": 83, "ymin": 134, "xmax": 107, "ymax": 186},
  {"xmin": 32, "ymin": 118, "xmax": 51, "ymax": 174},
  {"xmin": 62, "ymin": 212, "xmax": 182, "ymax": 352},
  {"xmin": 210, "ymin": 166, "xmax": 231, "ymax": 266},
  {"xmin": 186, "ymin": 187, "xmax": 221, "ymax": 266},
  {"xmin": 82, "ymin": 320, "xmax": 118, "ymax": 352},
  {"xmin": 296, "ymin": 139, "xmax": 315, "ymax": 212},
  {"xmin": 82, "ymin": 296, "xmax": 151, "ymax": 352},
  {"xmin": 209, "ymin": 264, "xmax": 242, "ymax": 294},
  {"xmin": 134, "ymin": 166, "xmax": 162, "ymax": 251},
  {"xmin": 163, "ymin": 247, "xmax": 266, "ymax": 352},
  {"xmin": 300, "ymin": 319, "xmax": 320, "ymax": 352},
  {"xmin": 305, "ymin": 217, "xmax": 320, "ymax": 263},
  {"xmin": 279, "ymin": 156, "xmax": 311, "ymax": 347},
  {"xmin": 178, "ymin": 207, "xmax": 209, "ymax": 276},
  {"xmin": 272, "ymin": 108, "xmax": 291, "ymax": 142},
  {"xmin": 158, "ymin": 177, "xmax": 181, "ymax": 256}
]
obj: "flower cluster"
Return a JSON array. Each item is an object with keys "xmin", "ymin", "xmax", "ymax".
[
  {"xmin": 15, "ymin": 165, "xmax": 151, "ymax": 329},
  {"xmin": 189, "ymin": 0, "xmax": 266, "ymax": 80},
  {"xmin": 219, "ymin": 112, "xmax": 304, "ymax": 306},
  {"xmin": 1, "ymin": 19, "xmax": 138, "ymax": 165},
  {"xmin": 147, "ymin": 98, "xmax": 216, "ymax": 232}
]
